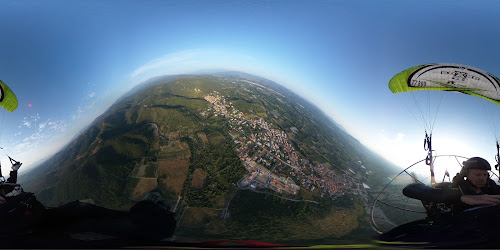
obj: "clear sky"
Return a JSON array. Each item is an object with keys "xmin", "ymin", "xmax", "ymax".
[{"xmin": 1, "ymin": 0, "xmax": 500, "ymax": 177}]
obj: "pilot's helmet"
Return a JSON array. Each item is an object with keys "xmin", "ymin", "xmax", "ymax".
[{"xmin": 460, "ymin": 157, "xmax": 491, "ymax": 176}]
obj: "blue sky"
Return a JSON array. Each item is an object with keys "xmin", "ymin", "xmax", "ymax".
[{"xmin": 1, "ymin": 0, "xmax": 500, "ymax": 177}]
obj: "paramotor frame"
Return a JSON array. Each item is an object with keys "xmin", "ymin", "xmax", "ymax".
[{"xmin": 369, "ymin": 154, "xmax": 499, "ymax": 234}]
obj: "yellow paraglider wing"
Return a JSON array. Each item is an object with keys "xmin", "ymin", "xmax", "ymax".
[
  {"xmin": 389, "ymin": 63, "xmax": 500, "ymax": 106},
  {"xmin": 0, "ymin": 80, "xmax": 18, "ymax": 112}
]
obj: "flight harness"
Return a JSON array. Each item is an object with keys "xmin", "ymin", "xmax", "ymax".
[{"xmin": 0, "ymin": 157, "xmax": 44, "ymax": 225}]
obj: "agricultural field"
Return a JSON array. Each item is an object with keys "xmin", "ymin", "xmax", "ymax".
[{"xmin": 158, "ymin": 158, "xmax": 190, "ymax": 196}]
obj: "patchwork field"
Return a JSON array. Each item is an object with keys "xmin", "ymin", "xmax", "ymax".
[
  {"xmin": 129, "ymin": 177, "xmax": 158, "ymax": 201},
  {"xmin": 159, "ymin": 140, "xmax": 191, "ymax": 159},
  {"xmin": 158, "ymin": 158, "xmax": 190, "ymax": 195}
]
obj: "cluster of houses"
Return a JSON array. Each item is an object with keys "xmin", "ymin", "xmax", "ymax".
[{"xmin": 204, "ymin": 91, "xmax": 365, "ymax": 200}]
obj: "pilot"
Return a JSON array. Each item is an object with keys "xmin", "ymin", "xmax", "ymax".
[
  {"xmin": 0, "ymin": 160, "xmax": 23, "ymax": 204},
  {"xmin": 380, "ymin": 157, "xmax": 500, "ymax": 246},
  {"xmin": 0, "ymin": 159, "xmax": 22, "ymax": 194},
  {"xmin": 404, "ymin": 157, "xmax": 500, "ymax": 215}
]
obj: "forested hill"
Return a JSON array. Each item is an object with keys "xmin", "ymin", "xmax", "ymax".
[{"xmin": 21, "ymin": 72, "xmax": 399, "ymax": 243}]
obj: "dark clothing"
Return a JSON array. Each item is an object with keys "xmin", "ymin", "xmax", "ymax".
[
  {"xmin": 404, "ymin": 183, "xmax": 461, "ymax": 218},
  {"xmin": 1, "ymin": 170, "xmax": 20, "ymax": 196},
  {"xmin": 379, "ymin": 204, "xmax": 500, "ymax": 248},
  {"xmin": 0, "ymin": 192, "xmax": 45, "ymax": 237},
  {"xmin": 403, "ymin": 178, "xmax": 500, "ymax": 217},
  {"xmin": 1, "ymin": 196, "xmax": 176, "ymax": 242},
  {"xmin": 383, "ymin": 181, "xmax": 500, "ymax": 247},
  {"xmin": 455, "ymin": 178, "xmax": 500, "ymax": 195},
  {"xmin": 403, "ymin": 183, "xmax": 462, "ymax": 204},
  {"xmin": 6, "ymin": 170, "xmax": 17, "ymax": 183},
  {"xmin": 454, "ymin": 178, "xmax": 500, "ymax": 211}
]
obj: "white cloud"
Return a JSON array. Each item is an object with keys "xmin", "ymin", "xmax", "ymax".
[
  {"xmin": 10, "ymin": 118, "xmax": 67, "ymax": 170},
  {"xmin": 21, "ymin": 120, "xmax": 31, "ymax": 128},
  {"xmin": 47, "ymin": 121, "xmax": 65, "ymax": 131},
  {"xmin": 20, "ymin": 114, "xmax": 41, "ymax": 128},
  {"xmin": 380, "ymin": 131, "xmax": 405, "ymax": 143},
  {"xmin": 37, "ymin": 120, "xmax": 66, "ymax": 132},
  {"xmin": 130, "ymin": 49, "xmax": 206, "ymax": 78},
  {"xmin": 11, "ymin": 114, "xmax": 67, "ymax": 161},
  {"xmin": 129, "ymin": 49, "xmax": 261, "ymax": 85}
]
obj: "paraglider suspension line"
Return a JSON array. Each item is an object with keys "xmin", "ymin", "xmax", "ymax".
[
  {"xmin": 424, "ymin": 132, "xmax": 435, "ymax": 184},
  {"xmin": 8, "ymin": 156, "xmax": 19, "ymax": 166}
]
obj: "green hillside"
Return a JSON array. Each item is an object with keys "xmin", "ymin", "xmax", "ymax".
[{"xmin": 22, "ymin": 73, "xmax": 400, "ymax": 243}]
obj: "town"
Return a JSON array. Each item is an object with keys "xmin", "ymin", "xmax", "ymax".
[{"xmin": 204, "ymin": 91, "xmax": 366, "ymax": 201}]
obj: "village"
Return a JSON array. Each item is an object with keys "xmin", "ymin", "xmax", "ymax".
[{"xmin": 204, "ymin": 91, "xmax": 366, "ymax": 201}]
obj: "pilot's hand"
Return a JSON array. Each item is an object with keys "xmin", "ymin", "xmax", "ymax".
[
  {"xmin": 0, "ymin": 196, "xmax": 6, "ymax": 205},
  {"xmin": 460, "ymin": 195, "xmax": 500, "ymax": 206}
]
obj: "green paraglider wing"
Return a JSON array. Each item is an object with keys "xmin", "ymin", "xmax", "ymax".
[
  {"xmin": 389, "ymin": 63, "xmax": 500, "ymax": 106},
  {"xmin": 0, "ymin": 80, "xmax": 18, "ymax": 112}
]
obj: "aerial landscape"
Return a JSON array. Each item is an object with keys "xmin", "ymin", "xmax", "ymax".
[
  {"xmin": 22, "ymin": 72, "xmax": 397, "ymax": 243},
  {"xmin": 1, "ymin": 0, "xmax": 500, "ymax": 248}
]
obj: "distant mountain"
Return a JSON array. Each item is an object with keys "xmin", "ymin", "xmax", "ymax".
[{"xmin": 22, "ymin": 72, "xmax": 399, "ymax": 243}]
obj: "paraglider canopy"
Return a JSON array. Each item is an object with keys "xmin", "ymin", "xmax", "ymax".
[
  {"xmin": 389, "ymin": 63, "xmax": 500, "ymax": 107},
  {"xmin": 0, "ymin": 80, "xmax": 18, "ymax": 112}
]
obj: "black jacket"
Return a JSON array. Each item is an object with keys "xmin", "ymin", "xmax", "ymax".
[
  {"xmin": 404, "ymin": 179, "xmax": 500, "ymax": 215},
  {"xmin": 403, "ymin": 183, "xmax": 461, "ymax": 204},
  {"xmin": 455, "ymin": 178, "xmax": 500, "ymax": 196}
]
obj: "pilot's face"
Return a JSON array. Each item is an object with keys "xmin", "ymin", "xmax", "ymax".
[{"xmin": 467, "ymin": 169, "xmax": 489, "ymax": 189}]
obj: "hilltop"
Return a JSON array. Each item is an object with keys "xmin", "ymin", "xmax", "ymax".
[{"xmin": 21, "ymin": 72, "xmax": 399, "ymax": 243}]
